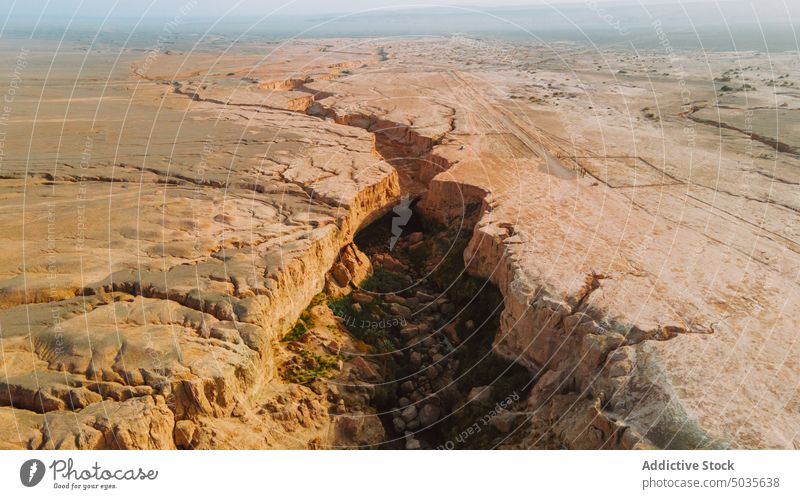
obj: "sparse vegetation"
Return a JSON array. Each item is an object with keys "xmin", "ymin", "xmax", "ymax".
[
  {"xmin": 283, "ymin": 320, "xmax": 308, "ymax": 342},
  {"xmin": 281, "ymin": 304, "xmax": 318, "ymax": 342},
  {"xmin": 328, "ymin": 292, "xmax": 397, "ymax": 353},
  {"xmin": 426, "ymin": 230, "xmax": 485, "ymax": 305},
  {"xmin": 361, "ymin": 267, "xmax": 406, "ymax": 294},
  {"xmin": 282, "ymin": 349, "xmax": 339, "ymax": 385},
  {"xmin": 641, "ymin": 107, "xmax": 658, "ymax": 120}
]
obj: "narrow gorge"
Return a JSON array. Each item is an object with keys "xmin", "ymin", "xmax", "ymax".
[
  {"xmin": 273, "ymin": 98, "xmax": 537, "ymax": 449},
  {"xmin": 275, "ymin": 94, "xmax": 657, "ymax": 449},
  {"xmin": 2, "ymin": 38, "xmax": 797, "ymax": 451}
]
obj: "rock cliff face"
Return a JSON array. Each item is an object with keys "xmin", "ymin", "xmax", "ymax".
[
  {"xmin": 306, "ymin": 52, "xmax": 800, "ymax": 449},
  {"xmin": 306, "ymin": 94, "xmax": 650, "ymax": 449},
  {"xmin": 0, "ymin": 45, "xmax": 402, "ymax": 449}
]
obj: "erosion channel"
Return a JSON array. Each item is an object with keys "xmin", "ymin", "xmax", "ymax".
[{"xmin": 281, "ymin": 204, "xmax": 532, "ymax": 449}]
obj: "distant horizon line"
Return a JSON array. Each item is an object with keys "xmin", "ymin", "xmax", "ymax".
[{"xmin": 0, "ymin": 0, "xmax": 748, "ymax": 23}]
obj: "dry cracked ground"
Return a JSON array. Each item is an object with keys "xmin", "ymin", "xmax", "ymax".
[{"xmin": 0, "ymin": 36, "xmax": 798, "ymax": 449}]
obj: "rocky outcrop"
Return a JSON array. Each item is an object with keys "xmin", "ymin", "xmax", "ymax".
[
  {"xmin": 325, "ymin": 243, "xmax": 373, "ymax": 295},
  {"xmin": 307, "ymin": 57, "xmax": 800, "ymax": 449},
  {"xmin": 0, "ymin": 45, "xmax": 402, "ymax": 449},
  {"xmin": 3, "ymin": 38, "xmax": 798, "ymax": 451}
]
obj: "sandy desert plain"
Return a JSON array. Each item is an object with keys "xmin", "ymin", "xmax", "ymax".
[{"xmin": 0, "ymin": 30, "xmax": 798, "ymax": 450}]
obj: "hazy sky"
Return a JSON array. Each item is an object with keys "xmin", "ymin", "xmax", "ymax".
[
  {"xmin": 2, "ymin": 1, "xmax": 796, "ymax": 55},
  {"xmin": 1, "ymin": 0, "xmax": 725, "ymax": 18}
]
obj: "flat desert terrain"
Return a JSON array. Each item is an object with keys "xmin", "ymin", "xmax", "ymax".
[{"xmin": 0, "ymin": 32, "xmax": 798, "ymax": 449}]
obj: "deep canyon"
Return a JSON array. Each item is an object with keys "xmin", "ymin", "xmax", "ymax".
[{"xmin": 0, "ymin": 37, "xmax": 798, "ymax": 450}]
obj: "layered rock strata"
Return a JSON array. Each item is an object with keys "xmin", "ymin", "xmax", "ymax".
[
  {"xmin": 307, "ymin": 54, "xmax": 800, "ymax": 449},
  {"xmin": 0, "ymin": 44, "xmax": 400, "ymax": 449}
]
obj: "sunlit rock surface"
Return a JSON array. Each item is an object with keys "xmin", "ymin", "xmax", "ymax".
[{"xmin": 0, "ymin": 37, "xmax": 798, "ymax": 449}]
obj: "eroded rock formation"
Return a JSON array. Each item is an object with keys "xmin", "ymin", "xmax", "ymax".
[
  {"xmin": 1, "ymin": 38, "xmax": 798, "ymax": 450},
  {"xmin": 0, "ymin": 43, "xmax": 401, "ymax": 449}
]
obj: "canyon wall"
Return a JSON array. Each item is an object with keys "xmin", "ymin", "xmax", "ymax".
[
  {"xmin": 0, "ymin": 46, "xmax": 404, "ymax": 449},
  {"xmin": 2, "ymin": 39, "xmax": 798, "ymax": 450},
  {"xmin": 311, "ymin": 60, "xmax": 800, "ymax": 449}
]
